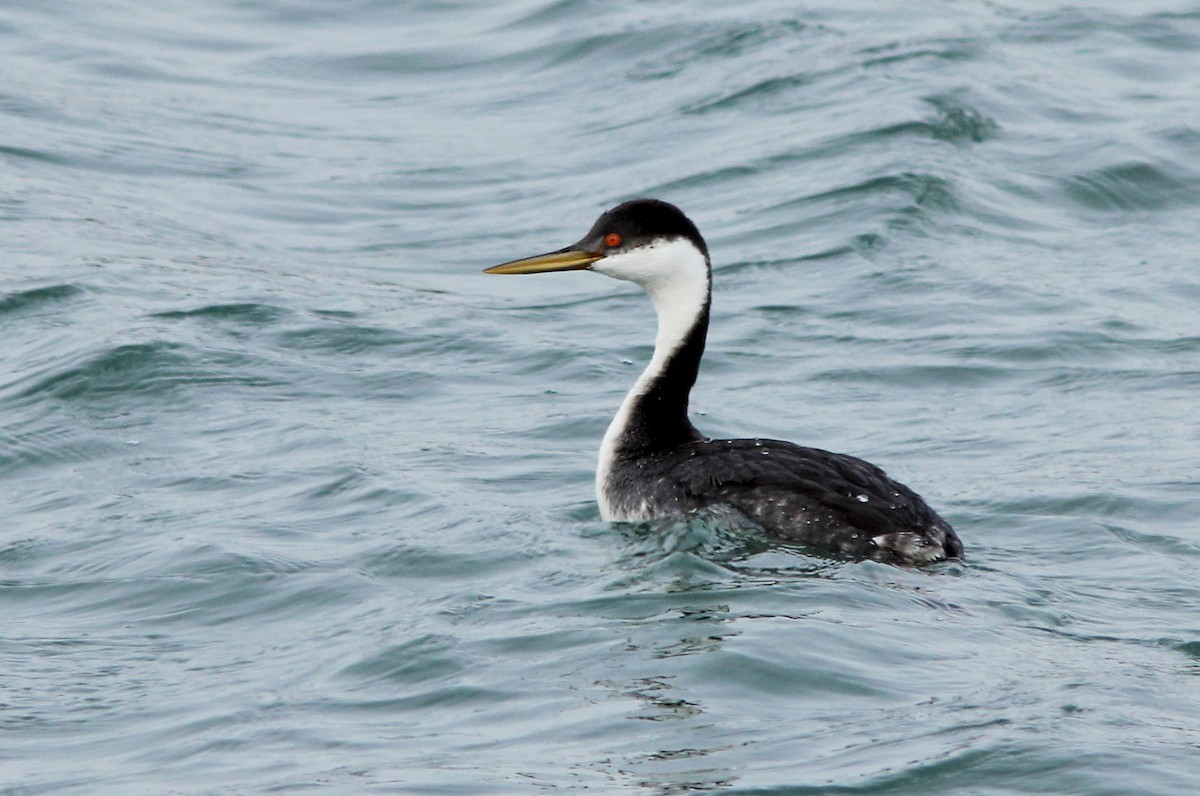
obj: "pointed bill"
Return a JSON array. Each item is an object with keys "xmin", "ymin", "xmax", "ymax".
[{"xmin": 484, "ymin": 248, "xmax": 603, "ymax": 275}]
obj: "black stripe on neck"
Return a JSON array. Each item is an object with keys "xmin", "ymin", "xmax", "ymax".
[{"xmin": 618, "ymin": 294, "xmax": 710, "ymax": 455}]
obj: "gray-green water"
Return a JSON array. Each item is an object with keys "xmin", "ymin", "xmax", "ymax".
[{"xmin": 3, "ymin": 1, "xmax": 1199, "ymax": 793}]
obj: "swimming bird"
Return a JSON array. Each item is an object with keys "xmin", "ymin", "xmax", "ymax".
[{"xmin": 485, "ymin": 199, "xmax": 962, "ymax": 564}]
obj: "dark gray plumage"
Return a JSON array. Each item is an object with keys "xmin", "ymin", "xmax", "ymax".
[{"xmin": 604, "ymin": 437, "xmax": 961, "ymax": 563}]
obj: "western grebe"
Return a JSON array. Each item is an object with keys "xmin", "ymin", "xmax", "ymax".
[{"xmin": 485, "ymin": 198, "xmax": 962, "ymax": 564}]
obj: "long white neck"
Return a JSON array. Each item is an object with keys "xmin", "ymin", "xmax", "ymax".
[{"xmin": 592, "ymin": 238, "xmax": 712, "ymax": 519}]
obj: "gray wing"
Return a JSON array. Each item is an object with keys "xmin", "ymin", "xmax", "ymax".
[{"xmin": 664, "ymin": 438, "xmax": 961, "ymax": 562}]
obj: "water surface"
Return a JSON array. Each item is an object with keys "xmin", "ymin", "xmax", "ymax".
[{"xmin": 3, "ymin": 1, "xmax": 1199, "ymax": 793}]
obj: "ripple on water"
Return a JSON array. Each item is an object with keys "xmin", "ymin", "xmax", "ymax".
[
  {"xmin": 1060, "ymin": 160, "xmax": 1200, "ymax": 212},
  {"xmin": 0, "ymin": 283, "xmax": 86, "ymax": 316},
  {"xmin": 13, "ymin": 341, "xmax": 284, "ymax": 406},
  {"xmin": 150, "ymin": 302, "xmax": 289, "ymax": 325},
  {"xmin": 0, "ymin": 414, "xmax": 121, "ymax": 476}
]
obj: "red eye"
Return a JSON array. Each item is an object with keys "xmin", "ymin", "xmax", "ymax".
[{"xmin": 604, "ymin": 232, "xmax": 622, "ymax": 247}]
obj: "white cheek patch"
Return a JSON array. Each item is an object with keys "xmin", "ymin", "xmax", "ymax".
[
  {"xmin": 593, "ymin": 239, "xmax": 710, "ymax": 357},
  {"xmin": 594, "ymin": 238, "xmax": 706, "ymax": 289}
]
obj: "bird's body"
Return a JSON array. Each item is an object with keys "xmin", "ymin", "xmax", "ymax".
[{"xmin": 486, "ymin": 198, "xmax": 962, "ymax": 564}]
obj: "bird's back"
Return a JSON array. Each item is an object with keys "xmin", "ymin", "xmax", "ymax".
[{"xmin": 607, "ymin": 437, "xmax": 961, "ymax": 564}]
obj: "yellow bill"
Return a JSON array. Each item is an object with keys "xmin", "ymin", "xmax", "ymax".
[{"xmin": 484, "ymin": 249, "xmax": 603, "ymax": 275}]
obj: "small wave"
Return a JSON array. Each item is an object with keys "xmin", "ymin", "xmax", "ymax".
[
  {"xmin": 808, "ymin": 172, "xmax": 959, "ymax": 214},
  {"xmin": 338, "ymin": 634, "xmax": 466, "ymax": 685},
  {"xmin": 683, "ymin": 74, "xmax": 816, "ymax": 116},
  {"xmin": 151, "ymin": 302, "xmax": 287, "ymax": 325},
  {"xmin": 14, "ymin": 341, "xmax": 281, "ymax": 405},
  {"xmin": 276, "ymin": 324, "xmax": 415, "ymax": 356},
  {"xmin": 0, "ymin": 417, "xmax": 119, "ymax": 476},
  {"xmin": 754, "ymin": 172, "xmax": 960, "ymax": 237},
  {"xmin": 0, "ymin": 284, "xmax": 85, "ymax": 317},
  {"xmin": 0, "ymin": 143, "xmax": 72, "ymax": 167},
  {"xmin": 1060, "ymin": 161, "xmax": 1200, "ymax": 212},
  {"xmin": 859, "ymin": 38, "xmax": 979, "ymax": 69}
]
